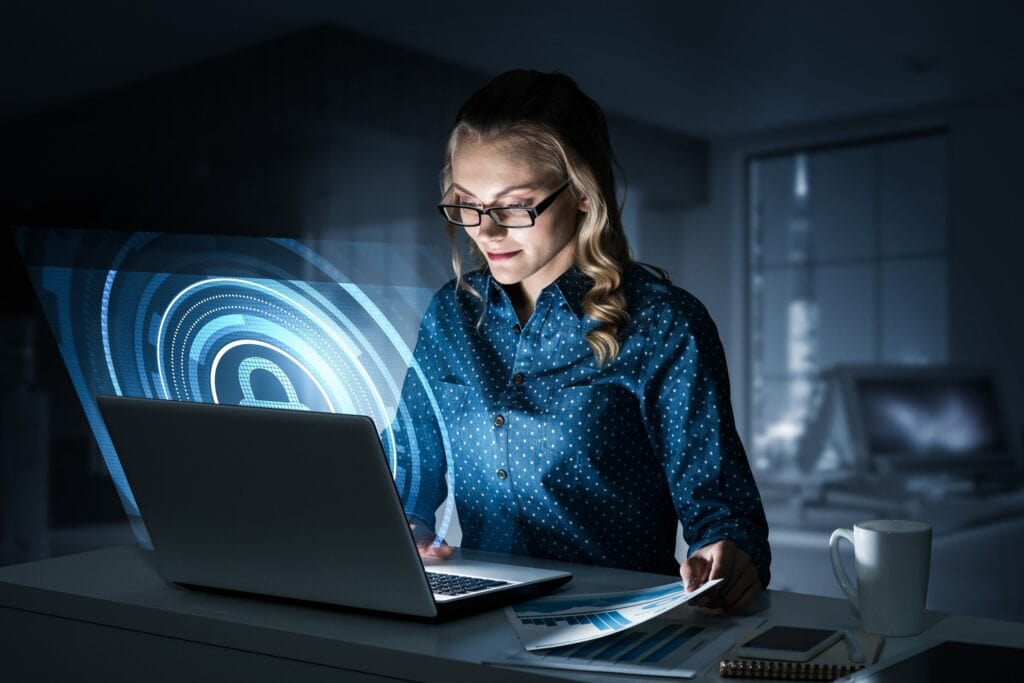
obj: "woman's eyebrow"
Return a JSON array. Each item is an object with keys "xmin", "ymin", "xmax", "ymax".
[{"xmin": 452, "ymin": 182, "xmax": 538, "ymax": 199}]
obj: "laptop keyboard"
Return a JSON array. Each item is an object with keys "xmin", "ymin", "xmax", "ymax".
[{"xmin": 426, "ymin": 572, "xmax": 510, "ymax": 596}]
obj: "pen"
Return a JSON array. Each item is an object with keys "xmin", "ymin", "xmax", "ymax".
[{"xmin": 843, "ymin": 629, "xmax": 865, "ymax": 663}]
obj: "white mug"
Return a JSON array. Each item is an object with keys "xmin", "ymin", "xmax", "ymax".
[{"xmin": 829, "ymin": 519, "xmax": 932, "ymax": 636}]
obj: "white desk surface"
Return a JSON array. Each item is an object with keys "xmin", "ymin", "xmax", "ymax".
[{"xmin": 1, "ymin": 545, "xmax": 1022, "ymax": 681}]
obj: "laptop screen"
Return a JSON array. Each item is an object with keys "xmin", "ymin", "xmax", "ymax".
[{"xmin": 15, "ymin": 226, "xmax": 457, "ymax": 543}]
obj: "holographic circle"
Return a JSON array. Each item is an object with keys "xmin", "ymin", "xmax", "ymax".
[
  {"xmin": 97, "ymin": 234, "xmax": 455, "ymax": 541},
  {"xmin": 154, "ymin": 277, "xmax": 385, "ymax": 422}
]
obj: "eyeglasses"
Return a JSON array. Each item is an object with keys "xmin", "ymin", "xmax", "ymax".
[{"xmin": 438, "ymin": 180, "xmax": 571, "ymax": 228}]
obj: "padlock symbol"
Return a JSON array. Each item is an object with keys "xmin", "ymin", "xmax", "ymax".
[{"xmin": 237, "ymin": 357, "xmax": 311, "ymax": 411}]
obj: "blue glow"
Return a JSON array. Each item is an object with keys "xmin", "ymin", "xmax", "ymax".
[
  {"xmin": 272, "ymin": 238, "xmax": 458, "ymax": 542},
  {"xmin": 16, "ymin": 227, "xmax": 453, "ymax": 546},
  {"xmin": 100, "ymin": 269, "xmax": 122, "ymax": 397}
]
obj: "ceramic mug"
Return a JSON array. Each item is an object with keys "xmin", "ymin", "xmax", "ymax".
[{"xmin": 829, "ymin": 519, "xmax": 932, "ymax": 636}]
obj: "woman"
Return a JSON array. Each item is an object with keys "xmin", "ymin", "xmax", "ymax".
[{"xmin": 393, "ymin": 70, "xmax": 770, "ymax": 611}]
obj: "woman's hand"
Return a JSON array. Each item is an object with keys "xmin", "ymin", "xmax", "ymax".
[
  {"xmin": 409, "ymin": 522, "xmax": 454, "ymax": 560},
  {"xmin": 680, "ymin": 540, "xmax": 762, "ymax": 611}
]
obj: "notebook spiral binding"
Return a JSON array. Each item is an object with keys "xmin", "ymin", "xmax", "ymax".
[{"xmin": 719, "ymin": 658, "xmax": 865, "ymax": 680}]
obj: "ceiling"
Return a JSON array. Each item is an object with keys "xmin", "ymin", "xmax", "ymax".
[{"xmin": 3, "ymin": 1, "xmax": 1023, "ymax": 137}]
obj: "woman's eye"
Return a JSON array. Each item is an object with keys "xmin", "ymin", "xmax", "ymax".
[{"xmin": 504, "ymin": 200, "xmax": 531, "ymax": 208}]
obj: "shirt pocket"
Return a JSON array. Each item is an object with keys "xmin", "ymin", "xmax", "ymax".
[{"xmin": 541, "ymin": 384, "xmax": 617, "ymax": 502}]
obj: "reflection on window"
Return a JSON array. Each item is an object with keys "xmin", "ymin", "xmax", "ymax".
[{"xmin": 747, "ymin": 132, "xmax": 950, "ymax": 470}]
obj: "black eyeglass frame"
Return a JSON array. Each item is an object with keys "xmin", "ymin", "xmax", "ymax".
[{"xmin": 437, "ymin": 180, "xmax": 572, "ymax": 228}]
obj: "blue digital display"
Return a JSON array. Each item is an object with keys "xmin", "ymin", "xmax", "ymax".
[{"xmin": 16, "ymin": 227, "xmax": 457, "ymax": 544}]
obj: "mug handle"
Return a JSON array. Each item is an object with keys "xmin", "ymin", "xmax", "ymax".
[{"xmin": 829, "ymin": 528, "xmax": 859, "ymax": 610}]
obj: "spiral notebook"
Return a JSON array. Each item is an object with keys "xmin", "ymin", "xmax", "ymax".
[{"xmin": 719, "ymin": 629, "xmax": 884, "ymax": 680}]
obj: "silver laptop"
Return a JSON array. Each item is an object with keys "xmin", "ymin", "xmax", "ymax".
[{"xmin": 96, "ymin": 396, "xmax": 571, "ymax": 619}]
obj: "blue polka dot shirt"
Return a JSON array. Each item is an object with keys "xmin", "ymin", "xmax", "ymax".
[{"xmin": 391, "ymin": 264, "xmax": 770, "ymax": 586}]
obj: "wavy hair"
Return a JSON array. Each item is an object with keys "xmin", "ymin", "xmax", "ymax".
[{"xmin": 440, "ymin": 70, "xmax": 636, "ymax": 365}]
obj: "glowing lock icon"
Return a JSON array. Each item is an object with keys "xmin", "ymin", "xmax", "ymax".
[{"xmin": 237, "ymin": 357, "xmax": 311, "ymax": 411}]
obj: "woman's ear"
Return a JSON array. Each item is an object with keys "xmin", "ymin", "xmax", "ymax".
[{"xmin": 578, "ymin": 194, "xmax": 590, "ymax": 213}]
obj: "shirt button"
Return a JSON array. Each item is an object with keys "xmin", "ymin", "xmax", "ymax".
[
  {"xmin": 493, "ymin": 414, "xmax": 505, "ymax": 427},
  {"xmin": 512, "ymin": 324, "xmax": 521, "ymax": 335},
  {"xmin": 512, "ymin": 373, "xmax": 525, "ymax": 384},
  {"xmin": 497, "ymin": 469, "xmax": 508, "ymax": 480}
]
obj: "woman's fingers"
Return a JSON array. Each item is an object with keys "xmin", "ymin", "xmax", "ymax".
[
  {"xmin": 682, "ymin": 541, "xmax": 763, "ymax": 610},
  {"xmin": 680, "ymin": 555, "xmax": 710, "ymax": 590},
  {"xmin": 425, "ymin": 538, "xmax": 454, "ymax": 559},
  {"xmin": 410, "ymin": 523, "xmax": 453, "ymax": 559}
]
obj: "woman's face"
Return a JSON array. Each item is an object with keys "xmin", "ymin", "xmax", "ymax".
[{"xmin": 450, "ymin": 141, "xmax": 584, "ymax": 294}]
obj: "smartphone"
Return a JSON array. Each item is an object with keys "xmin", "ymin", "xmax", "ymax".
[{"xmin": 737, "ymin": 626, "xmax": 843, "ymax": 662}]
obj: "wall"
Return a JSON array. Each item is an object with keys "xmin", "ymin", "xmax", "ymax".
[{"xmin": 679, "ymin": 90, "xmax": 1024, "ymax": 448}]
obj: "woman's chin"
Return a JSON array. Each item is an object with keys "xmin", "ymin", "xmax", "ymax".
[{"xmin": 487, "ymin": 265, "xmax": 525, "ymax": 285}]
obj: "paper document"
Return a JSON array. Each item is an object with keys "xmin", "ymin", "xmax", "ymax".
[
  {"xmin": 506, "ymin": 578, "xmax": 723, "ymax": 651},
  {"xmin": 490, "ymin": 612, "xmax": 764, "ymax": 678}
]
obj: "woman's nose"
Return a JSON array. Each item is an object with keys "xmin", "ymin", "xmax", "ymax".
[{"xmin": 476, "ymin": 214, "xmax": 507, "ymax": 238}]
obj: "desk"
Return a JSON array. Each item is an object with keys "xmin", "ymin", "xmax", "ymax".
[
  {"xmin": 763, "ymin": 487, "xmax": 1024, "ymax": 621},
  {"xmin": 1, "ymin": 546, "xmax": 1022, "ymax": 682}
]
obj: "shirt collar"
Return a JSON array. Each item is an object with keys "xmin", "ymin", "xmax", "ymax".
[
  {"xmin": 551, "ymin": 265, "xmax": 590, "ymax": 320},
  {"xmin": 483, "ymin": 265, "xmax": 591, "ymax": 321}
]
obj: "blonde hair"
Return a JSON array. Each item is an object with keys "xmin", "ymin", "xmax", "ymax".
[{"xmin": 439, "ymin": 71, "xmax": 634, "ymax": 365}]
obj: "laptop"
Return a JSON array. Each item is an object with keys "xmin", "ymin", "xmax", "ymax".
[{"xmin": 96, "ymin": 395, "xmax": 572, "ymax": 619}]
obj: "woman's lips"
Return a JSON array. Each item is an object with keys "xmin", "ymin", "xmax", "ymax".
[{"xmin": 486, "ymin": 250, "xmax": 522, "ymax": 262}]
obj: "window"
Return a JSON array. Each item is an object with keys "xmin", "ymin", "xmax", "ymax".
[{"xmin": 746, "ymin": 130, "xmax": 950, "ymax": 470}]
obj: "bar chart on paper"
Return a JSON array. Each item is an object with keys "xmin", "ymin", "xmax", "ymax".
[
  {"xmin": 493, "ymin": 615, "xmax": 763, "ymax": 678},
  {"xmin": 546, "ymin": 623, "xmax": 704, "ymax": 664},
  {"xmin": 516, "ymin": 609, "xmax": 632, "ymax": 630},
  {"xmin": 506, "ymin": 579, "xmax": 722, "ymax": 651}
]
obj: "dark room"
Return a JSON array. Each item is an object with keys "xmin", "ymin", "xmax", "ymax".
[{"xmin": 2, "ymin": 1, "xmax": 1023, "ymax": 680}]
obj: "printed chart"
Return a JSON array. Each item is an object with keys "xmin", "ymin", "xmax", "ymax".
[
  {"xmin": 507, "ymin": 579, "xmax": 722, "ymax": 651},
  {"xmin": 492, "ymin": 614, "xmax": 763, "ymax": 678}
]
